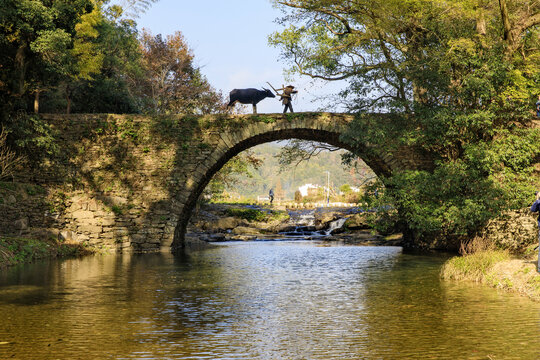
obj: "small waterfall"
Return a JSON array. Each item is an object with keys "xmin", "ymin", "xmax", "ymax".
[
  {"xmin": 280, "ymin": 209, "xmax": 347, "ymax": 238},
  {"xmin": 294, "ymin": 210, "xmax": 316, "ymax": 226},
  {"xmin": 324, "ymin": 217, "xmax": 347, "ymax": 235}
]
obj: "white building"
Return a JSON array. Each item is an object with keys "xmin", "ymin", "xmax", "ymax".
[{"xmin": 298, "ymin": 183, "xmax": 321, "ymax": 197}]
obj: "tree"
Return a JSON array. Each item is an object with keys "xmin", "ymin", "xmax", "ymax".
[
  {"xmin": 204, "ymin": 150, "xmax": 262, "ymax": 201},
  {"xmin": 61, "ymin": 0, "xmax": 105, "ymax": 113},
  {"xmin": 270, "ymin": 0, "xmax": 540, "ymax": 243},
  {"xmin": 269, "ymin": 0, "xmax": 444, "ymax": 111},
  {"xmin": 137, "ymin": 30, "xmax": 224, "ymax": 114},
  {"xmin": 113, "ymin": 0, "xmax": 160, "ymax": 19},
  {"xmin": 0, "ymin": 0, "xmax": 94, "ymax": 110},
  {"xmin": 294, "ymin": 190, "xmax": 303, "ymax": 202},
  {"xmin": 497, "ymin": 0, "xmax": 540, "ymax": 56},
  {"xmin": 275, "ymin": 178, "xmax": 285, "ymax": 201},
  {"xmin": 66, "ymin": 4, "xmax": 144, "ymax": 113},
  {"xmin": 270, "ymin": 0, "xmax": 539, "ymax": 112}
]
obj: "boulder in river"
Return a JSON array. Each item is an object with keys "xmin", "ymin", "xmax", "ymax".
[
  {"xmin": 202, "ymin": 217, "xmax": 240, "ymax": 232},
  {"xmin": 314, "ymin": 211, "xmax": 340, "ymax": 226},
  {"xmin": 344, "ymin": 213, "xmax": 370, "ymax": 230},
  {"xmin": 231, "ymin": 226, "xmax": 261, "ymax": 236}
]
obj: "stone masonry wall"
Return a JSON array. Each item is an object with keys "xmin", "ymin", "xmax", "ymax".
[
  {"xmin": 480, "ymin": 209, "xmax": 539, "ymax": 252},
  {"xmin": 0, "ymin": 113, "xmax": 436, "ymax": 251}
]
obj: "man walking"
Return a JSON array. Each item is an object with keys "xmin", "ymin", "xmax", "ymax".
[
  {"xmin": 536, "ymin": 95, "xmax": 540, "ymax": 118},
  {"xmin": 269, "ymin": 188, "xmax": 274, "ymax": 204},
  {"xmin": 531, "ymin": 191, "xmax": 540, "ymax": 272},
  {"xmin": 276, "ymin": 85, "xmax": 298, "ymax": 113}
]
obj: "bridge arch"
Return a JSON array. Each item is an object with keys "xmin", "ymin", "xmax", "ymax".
[
  {"xmin": 30, "ymin": 113, "xmax": 428, "ymax": 253},
  {"xmin": 170, "ymin": 113, "xmax": 414, "ymax": 251}
]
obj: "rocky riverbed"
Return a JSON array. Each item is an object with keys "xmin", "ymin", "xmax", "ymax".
[{"xmin": 187, "ymin": 203, "xmax": 403, "ymax": 246}]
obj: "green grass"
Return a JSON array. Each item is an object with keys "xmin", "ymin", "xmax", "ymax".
[
  {"xmin": 226, "ymin": 208, "xmax": 267, "ymax": 221},
  {"xmin": 441, "ymin": 249, "xmax": 540, "ymax": 301},
  {"xmin": 225, "ymin": 207, "xmax": 290, "ymax": 222},
  {"xmin": 0, "ymin": 237, "xmax": 93, "ymax": 268},
  {"xmin": 442, "ymin": 250, "xmax": 540, "ymax": 301},
  {"xmin": 268, "ymin": 210, "xmax": 290, "ymax": 222},
  {"xmin": 441, "ymin": 250, "xmax": 510, "ymax": 282}
]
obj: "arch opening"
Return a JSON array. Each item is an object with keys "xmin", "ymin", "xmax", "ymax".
[{"xmin": 171, "ymin": 127, "xmax": 387, "ymax": 251}]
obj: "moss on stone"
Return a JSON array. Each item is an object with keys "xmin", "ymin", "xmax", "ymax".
[{"xmin": 0, "ymin": 237, "xmax": 93, "ymax": 268}]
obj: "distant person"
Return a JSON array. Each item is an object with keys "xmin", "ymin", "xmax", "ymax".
[
  {"xmin": 269, "ymin": 188, "xmax": 274, "ymax": 204},
  {"xmin": 536, "ymin": 95, "xmax": 540, "ymax": 118},
  {"xmin": 531, "ymin": 191, "xmax": 540, "ymax": 272},
  {"xmin": 276, "ymin": 85, "xmax": 298, "ymax": 113}
]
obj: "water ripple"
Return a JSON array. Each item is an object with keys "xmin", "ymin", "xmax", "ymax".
[{"xmin": 0, "ymin": 242, "xmax": 539, "ymax": 359}]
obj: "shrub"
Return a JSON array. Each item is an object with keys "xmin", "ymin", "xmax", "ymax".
[
  {"xmin": 226, "ymin": 208, "xmax": 267, "ymax": 221},
  {"xmin": 441, "ymin": 250, "xmax": 510, "ymax": 282}
]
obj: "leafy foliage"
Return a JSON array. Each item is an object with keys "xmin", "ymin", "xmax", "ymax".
[
  {"xmin": 226, "ymin": 208, "xmax": 267, "ymax": 222},
  {"xmin": 136, "ymin": 30, "xmax": 224, "ymax": 114},
  {"xmin": 271, "ymin": 0, "xmax": 540, "ymax": 243},
  {"xmin": 205, "ymin": 150, "xmax": 263, "ymax": 201},
  {"xmin": 211, "ymin": 142, "xmax": 375, "ymax": 200},
  {"xmin": 114, "ymin": 0, "xmax": 159, "ymax": 18},
  {"xmin": 0, "ymin": 0, "xmax": 223, "ymax": 115}
]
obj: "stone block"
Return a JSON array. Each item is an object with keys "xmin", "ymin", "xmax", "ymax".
[
  {"xmin": 132, "ymin": 217, "xmax": 148, "ymax": 226},
  {"xmin": 114, "ymin": 228, "xmax": 130, "ymax": 236},
  {"xmin": 87, "ymin": 200, "xmax": 100, "ymax": 211},
  {"xmin": 130, "ymin": 234, "xmax": 146, "ymax": 243},
  {"xmin": 78, "ymin": 224, "xmax": 102, "ymax": 234},
  {"xmin": 109, "ymin": 196, "xmax": 128, "ymax": 206},
  {"xmin": 72, "ymin": 210, "xmax": 94, "ymax": 220},
  {"xmin": 232, "ymin": 226, "xmax": 261, "ymax": 235},
  {"xmin": 144, "ymin": 227, "xmax": 161, "ymax": 235},
  {"xmin": 140, "ymin": 243, "xmax": 159, "ymax": 250},
  {"xmin": 77, "ymin": 234, "xmax": 90, "ymax": 242},
  {"xmin": 14, "ymin": 217, "xmax": 29, "ymax": 230},
  {"xmin": 164, "ymin": 225, "xmax": 175, "ymax": 234},
  {"xmin": 99, "ymin": 218, "xmax": 116, "ymax": 226},
  {"xmin": 100, "ymin": 232, "xmax": 114, "ymax": 239}
]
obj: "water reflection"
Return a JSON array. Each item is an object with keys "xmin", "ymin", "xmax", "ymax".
[{"xmin": 0, "ymin": 242, "xmax": 539, "ymax": 359}]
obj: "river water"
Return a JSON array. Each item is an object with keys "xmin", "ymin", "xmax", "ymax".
[{"xmin": 0, "ymin": 241, "xmax": 539, "ymax": 359}]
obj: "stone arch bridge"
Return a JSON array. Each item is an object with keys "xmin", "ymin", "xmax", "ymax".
[{"xmin": 4, "ymin": 113, "xmax": 432, "ymax": 252}]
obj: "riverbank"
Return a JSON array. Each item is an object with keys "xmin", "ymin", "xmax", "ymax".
[
  {"xmin": 188, "ymin": 203, "xmax": 402, "ymax": 245},
  {"xmin": 441, "ymin": 249, "xmax": 540, "ymax": 301},
  {"xmin": 0, "ymin": 236, "xmax": 94, "ymax": 269}
]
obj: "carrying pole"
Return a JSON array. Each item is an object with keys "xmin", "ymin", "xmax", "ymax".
[{"xmin": 266, "ymin": 82, "xmax": 279, "ymax": 94}]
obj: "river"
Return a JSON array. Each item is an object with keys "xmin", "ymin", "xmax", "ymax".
[{"xmin": 0, "ymin": 241, "xmax": 539, "ymax": 359}]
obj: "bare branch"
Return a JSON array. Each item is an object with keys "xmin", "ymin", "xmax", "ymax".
[
  {"xmin": 0, "ymin": 126, "xmax": 25, "ymax": 180},
  {"xmin": 276, "ymin": 140, "xmax": 342, "ymax": 170}
]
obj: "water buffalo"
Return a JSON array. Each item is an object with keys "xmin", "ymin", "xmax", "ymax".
[{"xmin": 227, "ymin": 88, "xmax": 275, "ymax": 114}]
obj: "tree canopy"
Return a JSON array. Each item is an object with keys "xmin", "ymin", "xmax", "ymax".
[
  {"xmin": 0, "ymin": 0, "xmax": 223, "ymax": 116},
  {"xmin": 271, "ymin": 0, "xmax": 540, "ymax": 242}
]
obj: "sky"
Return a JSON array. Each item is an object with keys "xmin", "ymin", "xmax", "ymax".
[{"xmin": 127, "ymin": 0, "xmax": 345, "ymax": 114}]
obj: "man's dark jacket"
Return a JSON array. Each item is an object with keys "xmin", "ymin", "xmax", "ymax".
[{"xmin": 531, "ymin": 200, "xmax": 540, "ymax": 225}]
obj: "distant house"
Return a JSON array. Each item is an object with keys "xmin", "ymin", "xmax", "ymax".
[{"xmin": 298, "ymin": 183, "xmax": 321, "ymax": 197}]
